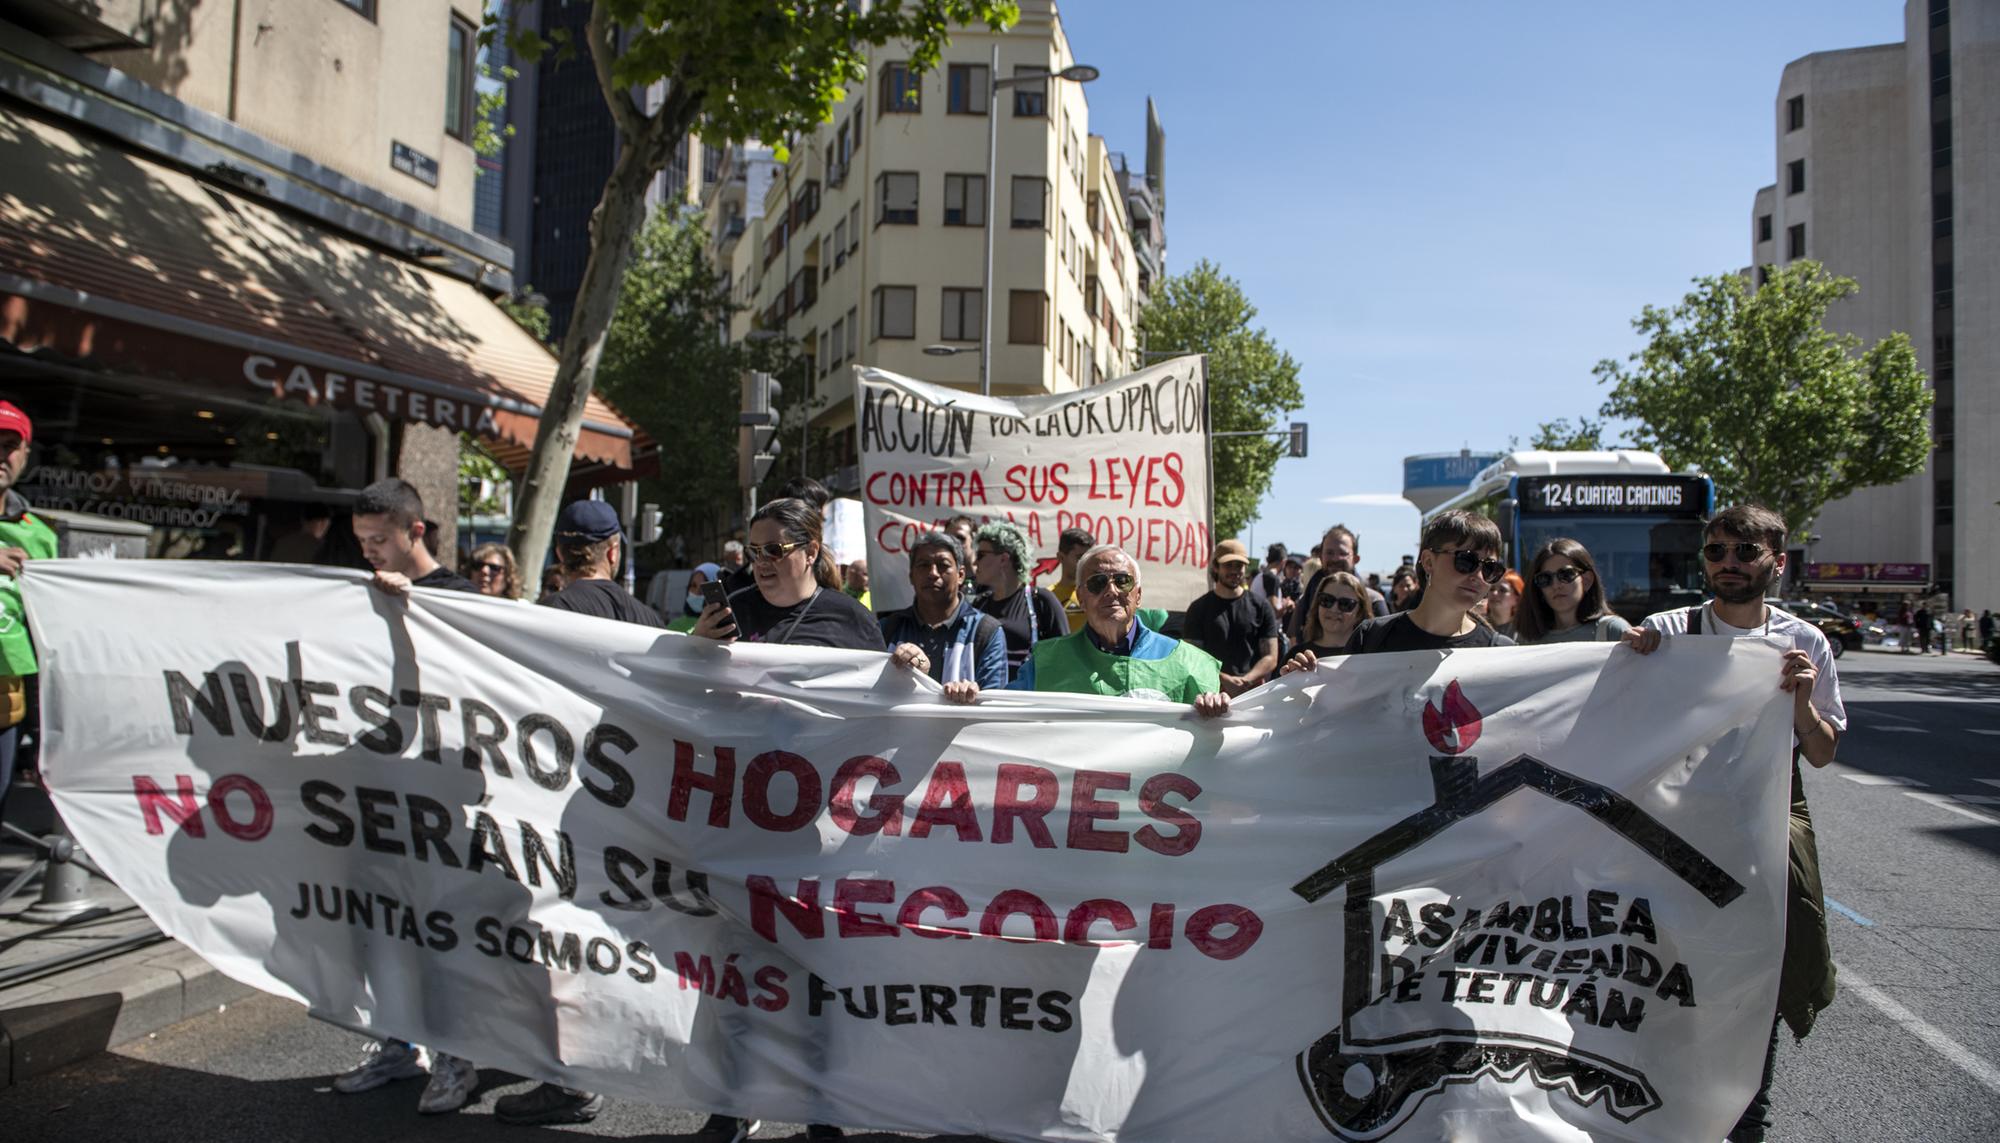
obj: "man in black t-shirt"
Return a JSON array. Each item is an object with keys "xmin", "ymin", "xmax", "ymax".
[
  {"xmin": 1343, "ymin": 510, "xmax": 1513, "ymax": 654},
  {"xmin": 542, "ymin": 500, "xmax": 664, "ymax": 627},
  {"xmin": 1182, "ymin": 539, "xmax": 1281, "ymax": 695},
  {"xmin": 970, "ymin": 520, "xmax": 1065, "ymax": 682},
  {"xmin": 350, "ymin": 478, "xmax": 478, "ymax": 596}
]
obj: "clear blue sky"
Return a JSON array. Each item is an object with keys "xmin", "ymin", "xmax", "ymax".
[{"xmin": 1059, "ymin": 0, "xmax": 1907, "ymax": 575}]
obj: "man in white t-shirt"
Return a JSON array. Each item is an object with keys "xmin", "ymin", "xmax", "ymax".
[{"xmin": 1622, "ymin": 503, "xmax": 1842, "ymax": 1143}]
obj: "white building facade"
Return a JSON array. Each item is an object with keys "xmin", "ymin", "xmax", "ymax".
[{"xmin": 1747, "ymin": 0, "xmax": 1997, "ymax": 611}]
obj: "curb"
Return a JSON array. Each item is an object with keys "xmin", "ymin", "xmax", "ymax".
[{"xmin": 0, "ymin": 939, "xmax": 254, "ymax": 1087}]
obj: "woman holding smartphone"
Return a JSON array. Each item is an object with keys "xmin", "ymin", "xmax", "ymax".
[{"xmin": 690, "ymin": 497, "xmax": 883, "ymax": 651}]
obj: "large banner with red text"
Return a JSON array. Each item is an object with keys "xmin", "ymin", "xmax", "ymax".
[
  {"xmin": 854, "ymin": 357, "xmax": 1212, "ymax": 612},
  {"xmin": 28, "ymin": 561, "xmax": 1795, "ymax": 1142}
]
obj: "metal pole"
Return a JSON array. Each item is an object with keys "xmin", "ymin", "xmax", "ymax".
[
  {"xmin": 21, "ymin": 819, "xmax": 110, "ymax": 924},
  {"xmin": 980, "ymin": 42, "xmax": 999, "ymax": 398}
]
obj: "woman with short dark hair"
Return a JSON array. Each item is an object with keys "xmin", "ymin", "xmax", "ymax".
[{"xmin": 1516, "ymin": 538, "xmax": 1632, "ymax": 644}]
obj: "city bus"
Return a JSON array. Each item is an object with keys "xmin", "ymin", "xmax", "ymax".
[{"xmin": 1423, "ymin": 451, "xmax": 1715, "ymax": 623}]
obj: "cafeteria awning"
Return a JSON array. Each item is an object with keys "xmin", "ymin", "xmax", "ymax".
[{"xmin": 0, "ymin": 102, "xmax": 643, "ymax": 472}]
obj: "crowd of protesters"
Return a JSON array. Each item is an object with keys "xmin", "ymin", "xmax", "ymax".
[{"xmin": 0, "ymin": 393, "xmax": 1981, "ymax": 1143}]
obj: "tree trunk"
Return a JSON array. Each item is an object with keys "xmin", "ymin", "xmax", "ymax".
[{"xmin": 506, "ymin": 116, "xmax": 682, "ymax": 579}]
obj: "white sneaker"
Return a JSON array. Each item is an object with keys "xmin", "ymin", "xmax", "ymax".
[
  {"xmin": 417, "ymin": 1051, "xmax": 477, "ymax": 1114},
  {"xmin": 332, "ymin": 1038, "xmax": 430, "ymax": 1094}
]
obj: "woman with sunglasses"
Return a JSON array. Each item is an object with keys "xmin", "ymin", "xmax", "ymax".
[
  {"xmin": 466, "ymin": 541, "xmax": 521, "ymax": 600},
  {"xmin": 690, "ymin": 498, "xmax": 883, "ymax": 651},
  {"xmin": 1516, "ymin": 539, "xmax": 1631, "ymax": 644},
  {"xmin": 1299, "ymin": 571, "xmax": 1368, "ymax": 657},
  {"xmin": 1286, "ymin": 511, "xmax": 1513, "ymax": 674}
]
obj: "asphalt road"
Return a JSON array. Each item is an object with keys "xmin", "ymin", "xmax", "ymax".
[{"xmin": 2, "ymin": 647, "xmax": 1996, "ymax": 1142}]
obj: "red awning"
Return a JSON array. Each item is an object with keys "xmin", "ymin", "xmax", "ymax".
[{"xmin": 0, "ymin": 103, "xmax": 644, "ymax": 472}]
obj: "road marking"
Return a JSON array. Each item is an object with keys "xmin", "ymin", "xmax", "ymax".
[
  {"xmin": 1837, "ymin": 965, "xmax": 2000, "ymax": 1097},
  {"xmin": 1871, "ymin": 726, "xmax": 1930, "ymax": 734},
  {"xmin": 1840, "ymin": 774, "xmax": 1928, "ymax": 787},
  {"xmin": 1823, "ymin": 898, "xmax": 1874, "ymax": 927},
  {"xmin": 1955, "ymin": 795, "xmax": 2000, "ymax": 806},
  {"xmin": 1903, "ymin": 791, "xmax": 2000, "ymax": 824},
  {"xmin": 1971, "ymin": 729, "xmax": 2000, "ymax": 737},
  {"xmin": 1978, "ymin": 780, "xmax": 2000, "ymax": 790},
  {"xmin": 1867, "ymin": 708, "xmax": 1920, "ymax": 724}
]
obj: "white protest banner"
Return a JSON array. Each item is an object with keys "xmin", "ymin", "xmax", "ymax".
[
  {"xmin": 854, "ymin": 357, "xmax": 1212, "ymax": 612},
  {"xmin": 28, "ymin": 561, "xmax": 1794, "ymax": 1142}
]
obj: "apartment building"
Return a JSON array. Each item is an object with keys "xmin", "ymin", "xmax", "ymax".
[
  {"xmin": 1746, "ymin": 0, "xmax": 1996, "ymax": 610},
  {"xmin": 708, "ymin": 0, "xmax": 1164, "ymax": 491},
  {"xmin": 0, "ymin": 0, "xmax": 642, "ymax": 561}
]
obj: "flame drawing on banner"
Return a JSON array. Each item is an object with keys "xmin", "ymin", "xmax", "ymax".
[{"xmin": 1421, "ymin": 680, "xmax": 1481, "ymax": 756}]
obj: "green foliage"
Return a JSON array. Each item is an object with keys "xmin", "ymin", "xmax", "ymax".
[
  {"xmin": 458, "ymin": 434, "xmax": 510, "ymax": 518},
  {"xmin": 496, "ymin": 286, "xmax": 552, "ymax": 343},
  {"xmin": 1137, "ymin": 260, "xmax": 1304, "ymax": 539},
  {"xmin": 1595, "ymin": 260, "xmax": 1931, "ymax": 534},
  {"xmin": 490, "ymin": 1, "xmax": 1018, "ymax": 156},
  {"xmin": 1527, "ymin": 416, "xmax": 1607, "ymax": 451},
  {"xmin": 595, "ymin": 210, "xmax": 798, "ymax": 548},
  {"xmin": 472, "ymin": 63, "xmax": 517, "ymax": 160}
]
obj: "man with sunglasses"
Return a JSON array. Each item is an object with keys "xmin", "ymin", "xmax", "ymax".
[
  {"xmin": 1622, "ymin": 503, "xmax": 1844, "ymax": 1143},
  {"xmin": 1305, "ymin": 511, "xmax": 1513, "ymax": 660},
  {"xmin": 1007, "ymin": 545, "xmax": 1228, "ymax": 716}
]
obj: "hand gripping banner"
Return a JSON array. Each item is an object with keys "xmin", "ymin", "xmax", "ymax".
[
  {"xmin": 854, "ymin": 357, "xmax": 1213, "ymax": 613},
  {"xmin": 26, "ymin": 562, "xmax": 1794, "ymax": 1141}
]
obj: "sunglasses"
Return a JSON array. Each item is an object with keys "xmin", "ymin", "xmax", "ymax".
[
  {"xmin": 746, "ymin": 540, "xmax": 809, "ymax": 564},
  {"xmin": 1532, "ymin": 566, "xmax": 1585, "ymax": 589},
  {"xmin": 1437, "ymin": 549, "xmax": 1506, "ymax": 584},
  {"xmin": 1316, "ymin": 594, "xmax": 1361, "ymax": 613},
  {"xmin": 472, "ymin": 562, "xmax": 506, "ymax": 576},
  {"xmin": 1084, "ymin": 571, "xmax": 1137, "ymax": 594},
  {"xmin": 1701, "ymin": 542, "xmax": 1769, "ymax": 564}
]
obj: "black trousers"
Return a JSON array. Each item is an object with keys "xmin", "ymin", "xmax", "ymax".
[{"xmin": 1727, "ymin": 1017, "xmax": 1782, "ymax": 1142}]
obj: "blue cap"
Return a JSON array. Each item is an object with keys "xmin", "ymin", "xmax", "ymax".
[{"xmin": 555, "ymin": 499, "xmax": 622, "ymax": 542}]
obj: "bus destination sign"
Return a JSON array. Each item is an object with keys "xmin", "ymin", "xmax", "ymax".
[{"xmin": 1519, "ymin": 474, "xmax": 1708, "ymax": 515}]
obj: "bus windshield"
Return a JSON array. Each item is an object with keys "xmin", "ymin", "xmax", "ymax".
[{"xmin": 1516, "ymin": 517, "xmax": 1708, "ymax": 621}]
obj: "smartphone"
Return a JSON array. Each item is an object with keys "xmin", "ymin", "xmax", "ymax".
[{"xmin": 703, "ymin": 580, "xmax": 730, "ymax": 611}]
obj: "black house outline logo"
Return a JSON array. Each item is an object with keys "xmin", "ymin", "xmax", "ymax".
[{"xmin": 1287, "ymin": 681, "xmax": 1747, "ymax": 1140}]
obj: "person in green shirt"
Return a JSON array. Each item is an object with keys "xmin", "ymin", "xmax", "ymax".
[
  {"xmin": 0, "ymin": 401, "xmax": 58, "ymax": 820},
  {"xmin": 1007, "ymin": 544, "xmax": 1229, "ymax": 717}
]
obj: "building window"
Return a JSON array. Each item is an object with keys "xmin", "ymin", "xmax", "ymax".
[
  {"xmin": 819, "ymin": 329, "xmax": 832, "ymax": 376},
  {"xmin": 847, "ymin": 203, "xmax": 860, "ymax": 251},
  {"xmin": 1933, "ymin": 190, "xmax": 1952, "ymax": 238},
  {"xmin": 878, "ymin": 171, "xmax": 918, "ymax": 225},
  {"xmin": 334, "ymin": 0, "xmax": 376, "ymax": 19},
  {"xmin": 947, "ymin": 64, "xmax": 989, "ymax": 114},
  {"xmin": 1756, "ymin": 265, "xmax": 1770, "ymax": 287},
  {"xmin": 846, "ymin": 307, "xmax": 860, "ymax": 358},
  {"xmin": 1787, "ymin": 223, "xmax": 1805, "ymax": 259},
  {"xmin": 445, "ymin": 14, "xmax": 477, "ymax": 141},
  {"xmin": 881, "ymin": 62, "xmax": 921, "ymax": 114},
  {"xmin": 1787, "ymin": 159, "xmax": 1805, "ymax": 195},
  {"xmin": 832, "ymin": 217, "xmax": 847, "ymax": 266},
  {"xmin": 1008, "ymin": 290, "xmax": 1047, "ymax": 346},
  {"xmin": 941, "ymin": 288, "xmax": 982, "ymax": 342},
  {"xmin": 1010, "ymin": 177, "xmax": 1048, "ymax": 230},
  {"xmin": 1757, "ymin": 214, "xmax": 1772, "ymax": 243},
  {"xmin": 830, "ymin": 317, "xmax": 846, "ymax": 364},
  {"xmin": 1013, "ymin": 66, "xmax": 1047, "ymax": 116},
  {"xmin": 874, "ymin": 286, "xmax": 916, "ymax": 339},
  {"xmin": 1786, "ymin": 95, "xmax": 1804, "ymax": 132},
  {"xmin": 943, "ymin": 173, "xmax": 986, "ymax": 226}
]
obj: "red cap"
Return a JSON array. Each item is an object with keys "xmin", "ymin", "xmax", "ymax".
[{"xmin": 0, "ymin": 402, "xmax": 29, "ymax": 444}]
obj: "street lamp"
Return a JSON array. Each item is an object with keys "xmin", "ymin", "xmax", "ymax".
[
  {"xmin": 924, "ymin": 344, "xmax": 976, "ymax": 357},
  {"xmin": 980, "ymin": 52, "xmax": 1099, "ymax": 397}
]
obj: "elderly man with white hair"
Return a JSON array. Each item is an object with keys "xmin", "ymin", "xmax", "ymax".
[{"xmin": 1007, "ymin": 544, "xmax": 1229, "ymax": 716}]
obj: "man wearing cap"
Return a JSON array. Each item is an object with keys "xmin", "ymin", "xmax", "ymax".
[
  {"xmin": 0, "ymin": 402, "xmax": 56, "ymax": 821},
  {"xmin": 1181, "ymin": 539, "xmax": 1282, "ymax": 697},
  {"xmin": 542, "ymin": 500, "xmax": 663, "ymax": 627}
]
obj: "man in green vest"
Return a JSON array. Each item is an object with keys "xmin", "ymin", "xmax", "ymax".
[
  {"xmin": 0, "ymin": 402, "xmax": 58, "ymax": 820},
  {"xmin": 1008, "ymin": 544, "xmax": 1229, "ymax": 716}
]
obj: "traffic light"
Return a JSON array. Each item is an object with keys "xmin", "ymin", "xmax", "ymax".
[
  {"xmin": 1288, "ymin": 421, "xmax": 1309, "ymax": 459},
  {"xmin": 739, "ymin": 371, "xmax": 783, "ymax": 489}
]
